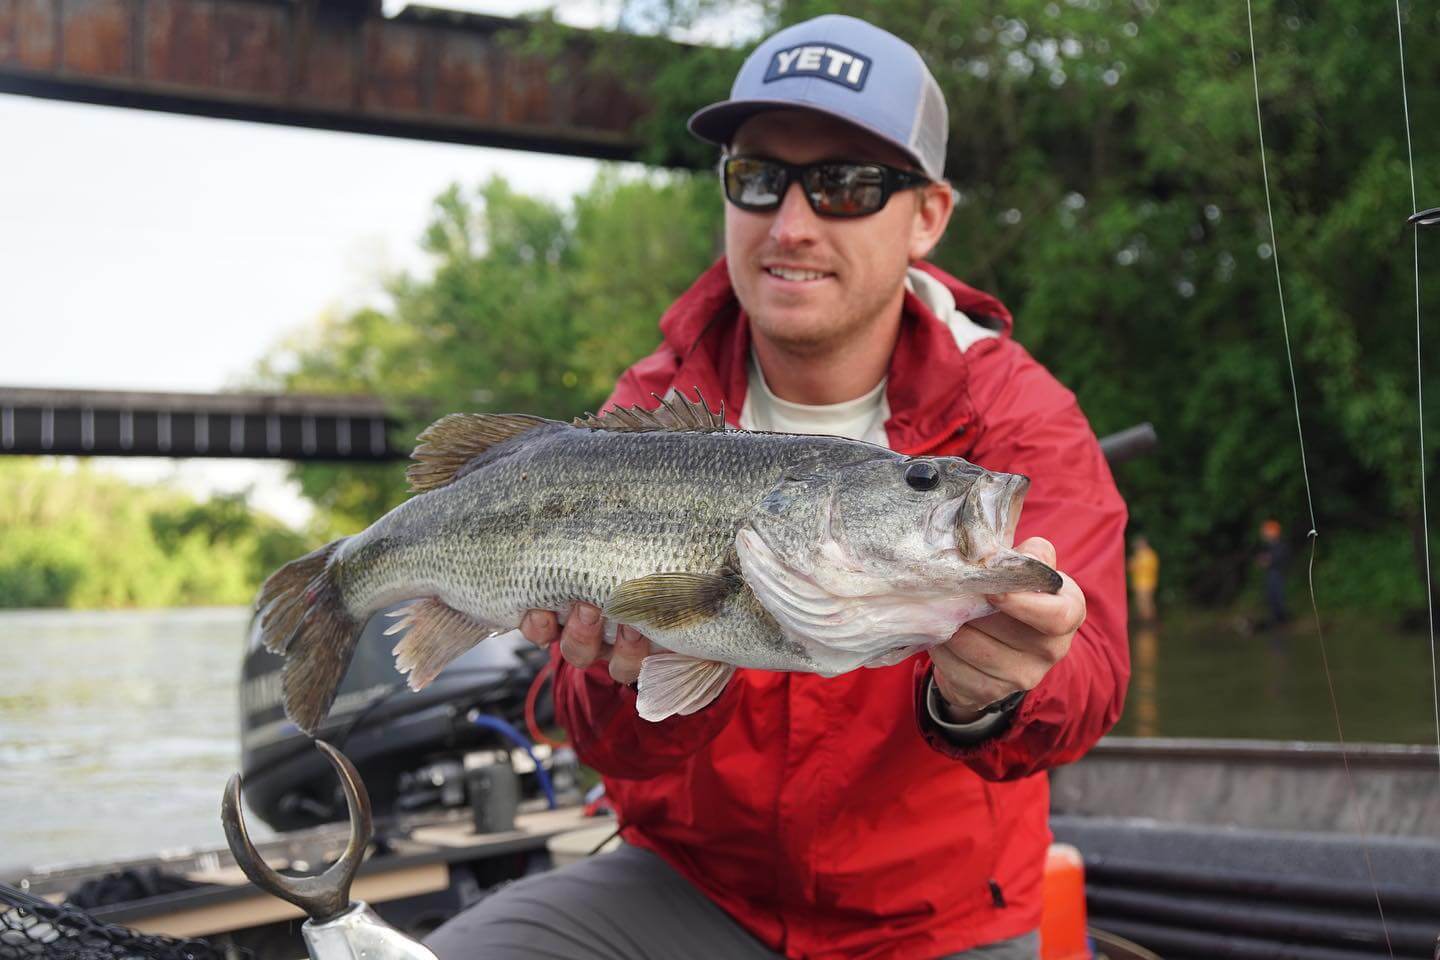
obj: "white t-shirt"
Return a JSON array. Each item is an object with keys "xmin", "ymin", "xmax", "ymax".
[{"xmin": 738, "ymin": 267, "xmax": 998, "ymax": 442}]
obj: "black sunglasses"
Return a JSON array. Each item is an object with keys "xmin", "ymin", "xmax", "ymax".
[{"xmin": 721, "ymin": 155, "xmax": 931, "ymax": 219}]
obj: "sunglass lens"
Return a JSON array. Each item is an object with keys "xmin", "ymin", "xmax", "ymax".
[
  {"xmin": 726, "ymin": 158, "xmax": 786, "ymax": 210},
  {"xmin": 807, "ymin": 164, "xmax": 885, "ymax": 217}
]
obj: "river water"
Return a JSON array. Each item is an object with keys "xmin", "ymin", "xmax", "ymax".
[
  {"xmin": 0, "ymin": 607, "xmax": 273, "ymax": 873},
  {"xmin": 2, "ymin": 605, "xmax": 1436, "ymax": 871}
]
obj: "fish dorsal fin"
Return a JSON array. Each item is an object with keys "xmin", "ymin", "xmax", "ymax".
[
  {"xmin": 574, "ymin": 388, "xmax": 728, "ymax": 434},
  {"xmin": 604, "ymin": 570, "xmax": 739, "ymax": 630},
  {"xmin": 636, "ymin": 653, "xmax": 737, "ymax": 722},
  {"xmin": 407, "ymin": 413, "xmax": 550, "ymax": 492}
]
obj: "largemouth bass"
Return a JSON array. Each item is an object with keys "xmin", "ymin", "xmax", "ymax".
[{"xmin": 258, "ymin": 390, "xmax": 1061, "ymax": 733}]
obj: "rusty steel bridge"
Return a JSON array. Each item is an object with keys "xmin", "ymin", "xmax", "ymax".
[
  {"xmin": 0, "ymin": 0, "xmax": 706, "ymax": 460},
  {"xmin": 0, "ymin": 0, "xmax": 680, "ymax": 161}
]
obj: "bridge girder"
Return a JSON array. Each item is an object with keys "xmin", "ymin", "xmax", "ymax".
[
  {"xmin": 0, "ymin": 386, "xmax": 406, "ymax": 461},
  {"xmin": 0, "ymin": 0, "xmax": 669, "ymax": 162}
]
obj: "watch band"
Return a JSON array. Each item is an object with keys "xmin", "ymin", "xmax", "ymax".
[
  {"xmin": 925, "ymin": 678, "xmax": 1025, "ymax": 745},
  {"xmin": 978, "ymin": 689, "xmax": 1026, "ymax": 717}
]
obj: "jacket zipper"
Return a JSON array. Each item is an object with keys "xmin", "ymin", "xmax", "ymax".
[{"xmin": 981, "ymin": 781, "xmax": 1007, "ymax": 909}]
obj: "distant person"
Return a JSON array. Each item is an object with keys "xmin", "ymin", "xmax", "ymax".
[
  {"xmin": 1257, "ymin": 519, "xmax": 1290, "ymax": 628},
  {"xmin": 1128, "ymin": 534, "xmax": 1159, "ymax": 623}
]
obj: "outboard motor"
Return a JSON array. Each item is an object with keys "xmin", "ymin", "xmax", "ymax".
[{"xmin": 239, "ymin": 604, "xmax": 554, "ymax": 830}]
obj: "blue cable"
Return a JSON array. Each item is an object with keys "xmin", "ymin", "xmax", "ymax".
[{"xmin": 468, "ymin": 712, "xmax": 557, "ymax": 809}]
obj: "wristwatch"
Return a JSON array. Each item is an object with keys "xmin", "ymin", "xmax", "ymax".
[
  {"xmin": 926, "ymin": 679, "xmax": 1025, "ymax": 745},
  {"xmin": 976, "ymin": 689, "xmax": 1026, "ymax": 717}
]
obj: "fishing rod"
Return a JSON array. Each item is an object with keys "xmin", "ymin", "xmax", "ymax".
[
  {"xmin": 1245, "ymin": 2, "xmax": 1440, "ymax": 955},
  {"xmin": 1392, "ymin": 3, "xmax": 1439, "ymax": 798},
  {"xmin": 1243, "ymin": 2, "xmax": 1391, "ymax": 950}
]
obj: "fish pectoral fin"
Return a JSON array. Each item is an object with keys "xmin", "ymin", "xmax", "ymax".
[
  {"xmin": 603, "ymin": 571, "xmax": 739, "ymax": 630},
  {"xmin": 636, "ymin": 653, "xmax": 737, "ymax": 722},
  {"xmin": 385, "ymin": 598, "xmax": 503, "ymax": 690}
]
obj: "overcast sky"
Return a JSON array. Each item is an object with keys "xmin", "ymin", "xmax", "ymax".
[
  {"xmin": 0, "ymin": 1, "xmax": 700, "ymax": 526},
  {"xmin": 0, "ymin": 97, "xmax": 604, "ymax": 395}
]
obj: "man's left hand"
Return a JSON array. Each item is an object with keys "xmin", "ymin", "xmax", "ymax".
[{"xmin": 931, "ymin": 537, "xmax": 1087, "ymax": 724}]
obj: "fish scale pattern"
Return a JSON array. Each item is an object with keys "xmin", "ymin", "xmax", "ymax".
[{"xmin": 334, "ymin": 421, "xmax": 871, "ymax": 671}]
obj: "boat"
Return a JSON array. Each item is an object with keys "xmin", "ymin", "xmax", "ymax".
[
  {"xmin": 8, "ymin": 724, "xmax": 1438, "ymax": 959},
  {"xmin": 1050, "ymin": 737, "xmax": 1440, "ymax": 959}
]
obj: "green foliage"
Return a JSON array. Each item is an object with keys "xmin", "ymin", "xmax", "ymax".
[
  {"xmin": 0, "ymin": 528, "xmax": 89, "ymax": 609},
  {"xmin": 569, "ymin": 170, "xmax": 724, "ymax": 396},
  {"xmin": 259, "ymin": 170, "xmax": 722, "ymax": 535},
  {"xmin": 1309, "ymin": 526, "xmax": 1430, "ymax": 616},
  {"xmin": 0, "ymin": 459, "xmax": 310, "ymax": 609}
]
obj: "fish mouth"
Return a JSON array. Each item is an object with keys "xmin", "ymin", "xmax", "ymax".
[
  {"xmin": 989, "ymin": 473, "xmax": 1030, "ymax": 548},
  {"xmin": 919, "ymin": 471, "xmax": 1056, "ymax": 593},
  {"xmin": 934, "ymin": 472, "xmax": 1031, "ymax": 558},
  {"xmin": 968, "ymin": 472, "xmax": 1060, "ymax": 593}
]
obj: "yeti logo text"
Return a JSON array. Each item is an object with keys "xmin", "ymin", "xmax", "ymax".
[{"xmin": 763, "ymin": 43, "xmax": 871, "ymax": 91}]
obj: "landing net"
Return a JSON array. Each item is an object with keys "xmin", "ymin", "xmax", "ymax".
[{"xmin": 0, "ymin": 883, "xmax": 236, "ymax": 960}]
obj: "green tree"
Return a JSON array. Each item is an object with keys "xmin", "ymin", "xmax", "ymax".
[
  {"xmin": 569, "ymin": 169, "xmax": 723, "ymax": 398},
  {"xmin": 0, "ymin": 459, "xmax": 308, "ymax": 609},
  {"xmin": 258, "ymin": 170, "xmax": 722, "ymax": 536}
]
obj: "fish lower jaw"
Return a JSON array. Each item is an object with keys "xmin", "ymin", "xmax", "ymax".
[{"xmin": 800, "ymin": 636, "xmax": 935, "ymax": 676}]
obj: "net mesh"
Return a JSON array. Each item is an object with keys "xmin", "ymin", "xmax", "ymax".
[{"xmin": 0, "ymin": 883, "xmax": 235, "ymax": 960}]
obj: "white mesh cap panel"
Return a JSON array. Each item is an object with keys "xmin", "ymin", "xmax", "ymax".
[{"xmin": 910, "ymin": 73, "xmax": 949, "ymax": 180}]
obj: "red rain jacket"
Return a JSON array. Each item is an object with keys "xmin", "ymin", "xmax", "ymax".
[{"xmin": 552, "ymin": 259, "xmax": 1129, "ymax": 959}]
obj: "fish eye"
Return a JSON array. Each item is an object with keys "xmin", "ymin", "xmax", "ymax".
[{"xmin": 904, "ymin": 461, "xmax": 940, "ymax": 491}]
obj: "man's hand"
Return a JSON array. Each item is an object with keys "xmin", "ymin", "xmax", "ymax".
[
  {"xmin": 520, "ymin": 603, "xmax": 656, "ymax": 685},
  {"xmin": 931, "ymin": 537, "xmax": 1087, "ymax": 724}
]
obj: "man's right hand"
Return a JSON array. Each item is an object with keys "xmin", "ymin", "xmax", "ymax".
[{"xmin": 520, "ymin": 603, "xmax": 656, "ymax": 685}]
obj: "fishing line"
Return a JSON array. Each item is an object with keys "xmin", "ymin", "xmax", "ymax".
[
  {"xmin": 1243, "ymin": 1, "xmax": 1392, "ymax": 951},
  {"xmin": 1392, "ymin": 0, "xmax": 1440, "ymax": 790}
]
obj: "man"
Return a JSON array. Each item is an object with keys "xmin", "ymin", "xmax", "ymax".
[
  {"xmin": 1128, "ymin": 534, "xmax": 1159, "ymax": 623},
  {"xmin": 426, "ymin": 15, "xmax": 1128, "ymax": 960},
  {"xmin": 1256, "ymin": 519, "xmax": 1289, "ymax": 629}
]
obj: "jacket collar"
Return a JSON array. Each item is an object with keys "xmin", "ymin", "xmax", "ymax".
[{"xmin": 657, "ymin": 258, "xmax": 1014, "ymax": 455}]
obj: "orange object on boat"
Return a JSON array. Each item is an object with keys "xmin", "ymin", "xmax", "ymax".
[{"xmin": 1039, "ymin": 843, "xmax": 1091, "ymax": 960}]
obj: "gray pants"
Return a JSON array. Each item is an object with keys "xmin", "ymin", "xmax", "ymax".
[{"xmin": 425, "ymin": 844, "xmax": 1038, "ymax": 960}]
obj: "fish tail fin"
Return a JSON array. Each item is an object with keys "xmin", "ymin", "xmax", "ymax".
[{"xmin": 256, "ymin": 539, "xmax": 357, "ymax": 735}]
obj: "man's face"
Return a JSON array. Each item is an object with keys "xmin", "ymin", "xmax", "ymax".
[{"xmin": 724, "ymin": 109, "xmax": 948, "ymax": 356}]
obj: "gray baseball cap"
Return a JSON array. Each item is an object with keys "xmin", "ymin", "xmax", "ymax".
[{"xmin": 688, "ymin": 15, "xmax": 949, "ymax": 181}]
